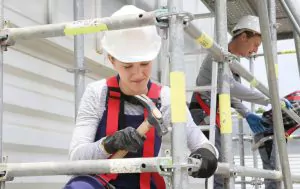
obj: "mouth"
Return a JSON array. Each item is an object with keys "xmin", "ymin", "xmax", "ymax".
[{"xmin": 131, "ymin": 79, "xmax": 145, "ymax": 84}]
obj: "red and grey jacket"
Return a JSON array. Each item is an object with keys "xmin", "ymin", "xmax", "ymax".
[{"xmin": 94, "ymin": 76, "xmax": 165, "ymax": 189}]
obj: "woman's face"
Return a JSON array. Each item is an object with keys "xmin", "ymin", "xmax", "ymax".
[
  {"xmin": 110, "ymin": 56, "xmax": 152, "ymax": 95},
  {"xmin": 236, "ymin": 33, "xmax": 262, "ymax": 57}
]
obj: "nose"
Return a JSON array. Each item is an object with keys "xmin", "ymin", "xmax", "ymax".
[
  {"xmin": 250, "ymin": 47, "xmax": 258, "ymax": 55},
  {"xmin": 254, "ymin": 46, "xmax": 259, "ymax": 53},
  {"xmin": 132, "ymin": 65, "xmax": 144, "ymax": 78}
]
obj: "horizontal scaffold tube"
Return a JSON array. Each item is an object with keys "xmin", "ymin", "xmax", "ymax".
[
  {"xmin": 216, "ymin": 163, "xmax": 300, "ymax": 182},
  {"xmin": 1, "ymin": 159, "xmax": 300, "ymax": 183},
  {"xmin": 0, "ymin": 157, "xmax": 172, "ymax": 178},
  {"xmin": 0, "ymin": 11, "xmax": 157, "ymax": 41}
]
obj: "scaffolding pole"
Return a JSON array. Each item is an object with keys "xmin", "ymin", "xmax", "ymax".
[
  {"xmin": 256, "ymin": 0, "xmax": 293, "ymax": 188},
  {"xmin": 158, "ymin": 0, "xmax": 170, "ymax": 86},
  {"xmin": 184, "ymin": 24, "xmax": 225, "ymax": 62},
  {"xmin": 215, "ymin": 0, "xmax": 234, "ymax": 188},
  {"xmin": 0, "ymin": 0, "xmax": 4, "ymax": 188},
  {"xmin": 95, "ymin": 0, "xmax": 103, "ymax": 53},
  {"xmin": 46, "ymin": 0, "xmax": 53, "ymax": 24},
  {"xmin": 249, "ymin": 57, "xmax": 255, "ymax": 113},
  {"xmin": 73, "ymin": 0, "xmax": 85, "ymax": 118},
  {"xmin": 278, "ymin": 0, "xmax": 300, "ymax": 36},
  {"xmin": 238, "ymin": 115, "xmax": 246, "ymax": 189},
  {"xmin": 158, "ymin": 27, "xmax": 169, "ymax": 85},
  {"xmin": 193, "ymin": 13, "xmax": 214, "ymax": 20},
  {"xmin": 269, "ymin": 0, "xmax": 278, "ymax": 77},
  {"xmin": 282, "ymin": 0, "xmax": 300, "ymax": 33},
  {"xmin": 295, "ymin": 31, "xmax": 300, "ymax": 78},
  {"xmin": 167, "ymin": 0, "xmax": 189, "ymax": 188},
  {"xmin": 254, "ymin": 49, "xmax": 296, "ymax": 57},
  {"xmin": 0, "ymin": 12, "xmax": 158, "ymax": 43},
  {"xmin": 268, "ymin": 0, "xmax": 282, "ymax": 188},
  {"xmin": 0, "ymin": 157, "xmax": 172, "ymax": 179},
  {"xmin": 207, "ymin": 59, "xmax": 219, "ymax": 189},
  {"xmin": 2, "ymin": 160, "xmax": 300, "ymax": 183},
  {"xmin": 249, "ymin": 57, "xmax": 259, "ymax": 189}
]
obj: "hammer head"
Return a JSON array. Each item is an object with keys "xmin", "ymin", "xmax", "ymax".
[{"xmin": 134, "ymin": 94, "xmax": 168, "ymax": 136}]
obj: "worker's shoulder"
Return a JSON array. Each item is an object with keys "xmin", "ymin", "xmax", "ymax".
[
  {"xmin": 160, "ymin": 85, "xmax": 170, "ymax": 95},
  {"xmin": 160, "ymin": 86, "xmax": 171, "ymax": 105},
  {"xmin": 85, "ymin": 79, "xmax": 108, "ymax": 93},
  {"xmin": 203, "ymin": 54, "xmax": 213, "ymax": 63}
]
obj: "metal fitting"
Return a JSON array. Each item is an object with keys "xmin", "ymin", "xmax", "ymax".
[
  {"xmin": 66, "ymin": 67, "xmax": 90, "ymax": 74},
  {"xmin": 155, "ymin": 8, "xmax": 194, "ymax": 29}
]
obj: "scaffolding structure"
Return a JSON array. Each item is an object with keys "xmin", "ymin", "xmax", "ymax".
[{"xmin": 0, "ymin": 0, "xmax": 299, "ymax": 189}]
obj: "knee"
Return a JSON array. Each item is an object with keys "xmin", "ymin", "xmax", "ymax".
[{"xmin": 64, "ymin": 175, "xmax": 106, "ymax": 189}]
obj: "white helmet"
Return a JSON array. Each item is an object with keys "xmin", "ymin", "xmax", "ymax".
[
  {"xmin": 232, "ymin": 15, "xmax": 261, "ymax": 37},
  {"xmin": 101, "ymin": 5, "xmax": 162, "ymax": 63}
]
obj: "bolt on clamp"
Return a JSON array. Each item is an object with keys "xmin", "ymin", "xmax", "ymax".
[
  {"xmin": 66, "ymin": 67, "xmax": 90, "ymax": 74},
  {"xmin": 223, "ymin": 52, "xmax": 240, "ymax": 64},
  {"xmin": 155, "ymin": 8, "xmax": 194, "ymax": 29},
  {"xmin": 157, "ymin": 156, "xmax": 202, "ymax": 176},
  {"xmin": 0, "ymin": 20, "xmax": 16, "ymax": 48}
]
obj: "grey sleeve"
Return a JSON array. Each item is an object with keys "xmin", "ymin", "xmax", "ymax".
[
  {"xmin": 231, "ymin": 97, "xmax": 250, "ymax": 117},
  {"xmin": 196, "ymin": 56, "xmax": 269, "ymax": 106},
  {"xmin": 221, "ymin": 70, "xmax": 269, "ymax": 106},
  {"xmin": 69, "ymin": 81, "xmax": 111, "ymax": 160}
]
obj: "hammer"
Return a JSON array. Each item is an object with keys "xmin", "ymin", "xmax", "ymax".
[{"xmin": 111, "ymin": 94, "xmax": 168, "ymax": 159}]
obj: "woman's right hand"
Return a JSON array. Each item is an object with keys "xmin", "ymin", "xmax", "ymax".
[{"xmin": 101, "ymin": 127, "xmax": 145, "ymax": 154}]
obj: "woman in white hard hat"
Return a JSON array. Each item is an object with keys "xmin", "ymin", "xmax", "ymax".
[
  {"xmin": 189, "ymin": 15, "xmax": 286, "ymax": 189},
  {"xmin": 64, "ymin": 5, "xmax": 218, "ymax": 189}
]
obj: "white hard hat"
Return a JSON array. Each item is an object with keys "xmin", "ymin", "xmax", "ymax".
[
  {"xmin": 232, "ymin": 15, "xmax": 261, "ymax": 37},
  {"xmin": 101, "ymin": 5, "xmax": 162, "ymax": 63}
]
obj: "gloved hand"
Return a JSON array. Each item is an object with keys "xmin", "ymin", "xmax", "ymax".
[
  {"xmin": 102, "ymin": 127, "xmax": 145, "ymax": 154},
  {"xmin": 281, "ymin": 98, "xmax": 292, "ymax": 109},
  {"xmin": 189, "ymin": 148, "xmax": 218, "ymax": 178},
  {"xmin": 245, "ymin": 112, "xmax": 269, "ymax": 133}
]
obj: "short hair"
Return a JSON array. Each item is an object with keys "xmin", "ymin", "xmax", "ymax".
[{"xmin": 232, "ymin": 30, "xmax": 261, "ymax": 40}]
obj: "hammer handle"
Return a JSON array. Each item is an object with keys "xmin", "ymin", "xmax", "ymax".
[{"xmin": 111, "ymin": 120, "xmax": 151, "ymax": 159}]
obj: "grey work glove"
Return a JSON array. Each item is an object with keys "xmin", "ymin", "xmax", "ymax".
[
  {"xmin": 102, "ymin": 127, "xmax": 145, "ymax": 154},
  {"xmin": 189, "ymin": 148, "xmax": 218, "ymax": 178}
]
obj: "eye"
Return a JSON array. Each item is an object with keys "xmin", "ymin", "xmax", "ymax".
[
  {"xmin": 141, "ymin": 62, "xmax": 150, "ymax": 66},
  {"xmin": 124, "ymin": 65, "xmax": 133, "ymax": 69}
]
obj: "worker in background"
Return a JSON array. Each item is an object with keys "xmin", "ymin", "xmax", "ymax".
[
  {"xmin": 189, "ymin": 15, "xmax": 291, "ymax": 189},
  {"xmin": 64, "ymin": 5, "xmax": 218, "ymax": 189}
]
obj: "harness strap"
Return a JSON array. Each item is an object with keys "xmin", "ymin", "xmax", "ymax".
[
  {"xmin": 195, "ymin": 93, "xmax": 220, "ymax": 128},
  {"xmin": 98, "ymin": 76, "xmax": 165, "ymax": 189}
]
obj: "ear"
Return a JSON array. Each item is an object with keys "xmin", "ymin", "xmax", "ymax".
[{"xmin": 108, "ymin": 55, "xmax": 116, "ymax": 67}]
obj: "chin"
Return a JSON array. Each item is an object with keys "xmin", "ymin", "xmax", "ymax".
[{"xmin": 134, "ymin": 85, "xmax": 148, "ymax": 94}]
